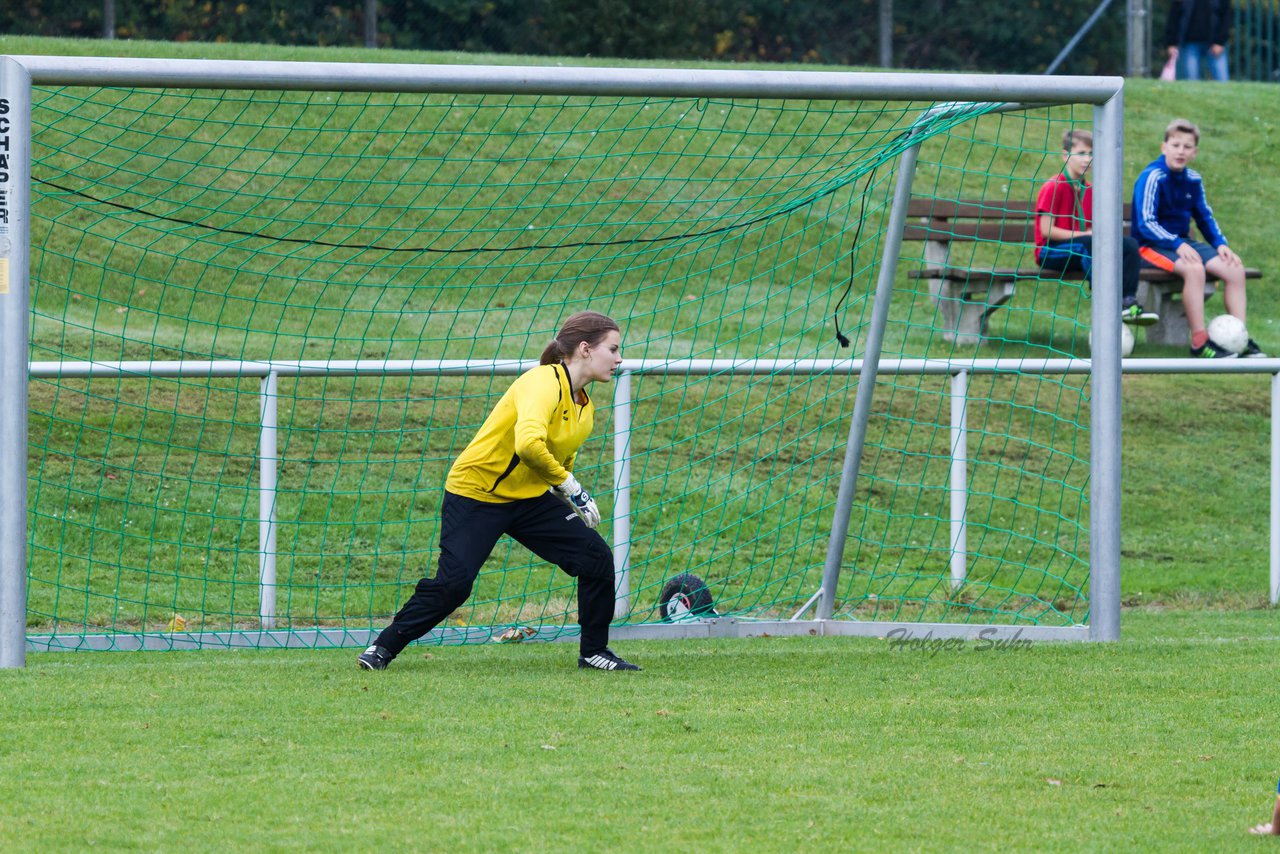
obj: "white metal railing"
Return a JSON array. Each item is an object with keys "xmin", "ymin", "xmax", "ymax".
[{"xmin": 25, "ymin": 355, "xmax": 1280, "ymax": 626}]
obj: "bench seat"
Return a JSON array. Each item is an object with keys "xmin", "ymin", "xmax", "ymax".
[
  {"xmin": 904, "ymin": 196, "xmax": 1263, "ymax": 345},
  {"xmin": 908, "ymin": 264, "xmax": 1259, "ymax": 345}
]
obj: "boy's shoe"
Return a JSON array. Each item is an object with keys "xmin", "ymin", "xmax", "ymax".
[
  {"xmin": 1242, "ymin": 338, "xmax": 1269, "ymax": 358},
  {"xmin": 1190, "ymin": 339, "xmax": 1238, "ymax": 359},
  {"xmin": 1120, "ymin": 301, "xmax": 1159, "ymax": 326},
  {"xmin": 578, "ymin": 648, "xmax": 642, "ymax": 671},
  {"xmin": 357, "ymin": 644, "xmax": 393, "ymax": 671}
]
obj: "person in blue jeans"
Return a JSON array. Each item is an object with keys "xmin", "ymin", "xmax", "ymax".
[
  {"xmin": 1166, "ymin": 0, "xmax": 1231, "ymax": 82},
  {"xmin": 1034, "ymin": 129, "xmax": 1157, "ymax": 328}
]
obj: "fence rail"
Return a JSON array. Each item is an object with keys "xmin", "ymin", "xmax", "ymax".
[
  {"xmin": 25, "ymin": 355, "xmax": 1280, "ymax": 628},
  {"xmin": 1235, "ymin": 0, "xmax": 1280, "ymax": 83}
]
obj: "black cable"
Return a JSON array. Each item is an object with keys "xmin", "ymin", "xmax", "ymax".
[
  {"xmin": 36, "ymin": 175, "xmax": 849, "ymax": 256},
  {"xmin": 832, "ymin": 167, "xmax": 879, "ymax": 348},
  {"xmin": 40, "ymin": 166, "xmax": 880, "ymax": 350}
]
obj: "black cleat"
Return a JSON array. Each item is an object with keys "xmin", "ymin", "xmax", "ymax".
[
  {"xmin": 357, "ymin": 644, "xmax": 393, "ymax": 671},
  {"xmin": 1242, "ymin": 338, "xmax": 1269, "ymax": 359},
  {"xmin": 1190, "ymin": 339, "xmax": 1238, "ymax": 359},
  {"xmin": 1120, "ymin": 301, "xmax": 1159, "ymax": 326},
  {"xmin": 578, "ymin": 648, "xmax": 641, "ymax": 671}
]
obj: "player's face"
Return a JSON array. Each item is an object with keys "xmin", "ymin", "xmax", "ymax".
[
  {"xmin": 578, "ymin": 330, "xmax": 623, "ymax": 384},
  {"xmin": 1063, "ymin": 143, "xmax": 1092, "ymax": 180},
  {"xmin": 1161, "ymin": 132, "xmax": 1198, "ymax": 171}
]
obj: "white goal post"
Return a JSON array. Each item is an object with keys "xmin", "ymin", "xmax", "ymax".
[{"xmin": 0, "ymin": 56, "xmax": 1126, "ymax": 667}]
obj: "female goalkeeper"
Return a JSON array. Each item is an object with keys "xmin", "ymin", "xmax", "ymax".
[{"xmin": 358, "ymin": 310, "xmax": 640, "ymax": 672}]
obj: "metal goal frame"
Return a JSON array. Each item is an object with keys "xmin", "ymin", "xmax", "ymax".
[{"xmin": 0, "ymin": 56, "xmax": 1126, "ymax": 666}]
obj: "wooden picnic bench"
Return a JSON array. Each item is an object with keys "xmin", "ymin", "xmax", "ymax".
[{"xmin": 903, "ymin": 197, "xmax": 1263, "ymax": 345}]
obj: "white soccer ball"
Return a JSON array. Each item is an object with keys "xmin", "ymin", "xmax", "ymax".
[
  {"xmin": 1088, "ymin": 324, "xmax": 1135, "ymax": 358},
  {"xmin": 1208, "ymin": 314, "xmax": 1249, "ymax": 355}
]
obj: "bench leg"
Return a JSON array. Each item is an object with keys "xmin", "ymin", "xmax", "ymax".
[
  {"xmin": 1145, "ymin": 309, "xmax": 1189, "ymax": 348},
  {"xmin": 932, "ymin": 280, "xmax": 1017, "ymax": 344},
  {"xmin": 1136, "ymin": 281, "xmax": 1217, "ymax": 348}
]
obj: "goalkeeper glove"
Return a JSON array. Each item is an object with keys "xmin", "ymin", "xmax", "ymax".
[{"xmin": 552, "ymin": 472, "xmax": 601, "ymax": 529}]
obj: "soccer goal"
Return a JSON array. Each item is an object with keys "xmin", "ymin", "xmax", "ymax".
[{"xmin": 0, "ymin": 56, "xmax": 1125, "ymax": 666}]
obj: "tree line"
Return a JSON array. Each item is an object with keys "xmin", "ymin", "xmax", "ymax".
[{"xmin": 3, "ymin": 0, "xmax": 1132, "ymax": 76}]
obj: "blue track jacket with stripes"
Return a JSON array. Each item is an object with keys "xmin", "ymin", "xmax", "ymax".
[{"xmin": 1131, "ymin": 154, "xmax": 1228, "ymax": 251}]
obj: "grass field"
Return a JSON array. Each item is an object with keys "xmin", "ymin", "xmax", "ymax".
[
  {"xmin": 3, "ymin": 610, "xmax": 1280, "ymax": 851},
  {"xmin": 5, "ymin": 34, "xmax": 1280, "ymax": 851}
]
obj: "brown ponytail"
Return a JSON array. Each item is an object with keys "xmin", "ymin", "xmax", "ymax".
[{"xmin": 539, "ymin": 311, "xmax": 620, "ymax": 365}]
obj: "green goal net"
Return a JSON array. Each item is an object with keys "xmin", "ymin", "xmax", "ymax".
[{"xmin": 18, "ymin": 68, "xmax": 1103, "ymax": 651}]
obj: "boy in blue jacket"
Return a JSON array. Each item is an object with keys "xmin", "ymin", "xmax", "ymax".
[{"xmin": 1132, "ymin": 118, "xmax": 1264, "ymax": 358}]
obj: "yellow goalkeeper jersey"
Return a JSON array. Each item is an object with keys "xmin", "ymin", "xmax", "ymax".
[{"xmin": 445, "ymin": 363, "xmax": 595, "ymax": 503}]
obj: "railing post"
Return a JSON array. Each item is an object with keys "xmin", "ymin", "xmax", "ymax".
[
  {"xmin": 259, "ymin": 370, "xmax": 279, "ymax": 629},
  {"xmin": 612, "ymin": 369, "xmax": 633, "ymax": 619},
  {"xmin": 1125, "ymin": 0, "xmax": 1152, "ymax": 78},
  {"xmin": 950, "ymin": 370, "xmax": 969, "ymax": 590}
]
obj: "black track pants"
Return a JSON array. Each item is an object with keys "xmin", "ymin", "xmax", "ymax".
[{"xmin": 373, "ymin": 491, "xmax": 617, "ymax": 658}]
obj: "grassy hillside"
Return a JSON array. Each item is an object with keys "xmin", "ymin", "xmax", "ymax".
[{"xmin": 6, "ymin": 35, "xmax": 1280, "ymax": 624}]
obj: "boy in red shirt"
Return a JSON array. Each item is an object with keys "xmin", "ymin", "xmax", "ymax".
[{"xmin": 1035, "ymin": 129, "xmax": 1157, "ymax": 327}]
